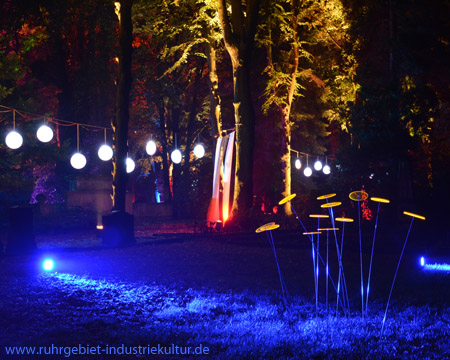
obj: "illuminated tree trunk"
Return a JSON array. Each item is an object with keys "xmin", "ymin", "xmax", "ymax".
[
  {"xmin": 206, "ymin": 39, "xmax": 222, "ymax": 138},
  {"xmin": 111, "ymin": 0, "xmax": 133, "ymax": 211},
  {"xmin": 280, "ymin": 0, "xmax": 299, "ymax": 216},
  {"xmin": 217, "ymin": 0, "xmax": 260, "ymax": 221}
]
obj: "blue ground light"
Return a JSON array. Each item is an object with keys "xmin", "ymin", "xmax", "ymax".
[
  {"xmin": 42, "ymin": 258, "xmax": 55, "ymax": 272},
  {"xmin": 420, "ymin": 256, "xmax": 450, "ymax": 272}
]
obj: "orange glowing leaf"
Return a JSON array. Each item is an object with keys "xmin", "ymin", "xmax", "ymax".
[
  {"xmin": 317, "ymin": 193, "xmax": 336, "ymax": 200},
  {"xmin": 255, "ymin": 222, "xmax": 276, "ymax": 233},
  {"xmin": 321, "ymin": 202, "xmax": 342, "ymax": 208},
  {"xmin": 279, "ymin": 194, "xmax": 296, "ymax": 205},
  {"xmin": 349, "ymin": 191, "xmax": 368, "ymax": 201},
  {"xmin": 335, "ymin": 217, "xmax": 354, "ymax": 223},
  {"xmin": 266, "ymin": 224, "xmax": 280, "ymax": 231},
  {"xmin": 318, "ymin": 228, "xmax": 339, "ymax": 231},
  {"xmin": 309, "ymin": 214, "xmax": 330, "ymax": 218},
  {"xmin": 370, "ymin": 197, "xmax": 390, "ymax": 203},
  {"xmin": 403, "ymin": 211, "xmax": 426, "ymax": 220},
  {"xmin": 303, "ymin": 231, "xmax": 321, "ymax": 235}
]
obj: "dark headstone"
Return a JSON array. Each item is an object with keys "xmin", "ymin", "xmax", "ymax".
[
  {"xmin": 6, "ymin": 206, "xmax": 36, "ymax": 255},
  {"xmin": 102, "ymin": 211, "xmax": 135, "ymax": 247}
]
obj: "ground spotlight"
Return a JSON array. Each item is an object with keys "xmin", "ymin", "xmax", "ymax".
[{"xmin": 42, "ymin": 258, "xmax": 55, "ymax": 272}]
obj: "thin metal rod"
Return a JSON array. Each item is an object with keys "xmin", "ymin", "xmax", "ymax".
[
  {"xmin": 358, "ymin": 199, "xmax": 364, "ymax": 317},
  {"xmin": 267, "ymin": 231, "xmax": 287, "ymax": 307},
  {"xmin": 380, "ymin": 217, "xmax": 415, "ymax": 338},
  {"xmin": 13, "ymin": 110, "xmax": 16, "ymax": 129},
  {"xmin": 366, "ymin": 201, "xmax": 381, "ymax": 312}
]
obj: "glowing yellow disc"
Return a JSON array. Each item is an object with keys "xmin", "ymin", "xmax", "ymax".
[
  {"xmin": 403, "ymin": 211, "xmax": 426, "ymax": 220},
  {"xmin": 309, "ymin": 214, "xmax": 329, "ymax": 218},
  {"xmin": 279, "ymin": 193, "xmax": 296, "ymax": 205},
  {"xmin": 266, "ymin": 224, "xmax": 280, "ymax": 231},
  {"xmin": 318, "ymin": 228, "xmax": 339, "ymax": 231},
  {"xmin": 335, "ymin": 217, "xmax": 354, "ymax": 223},
  {"xmin": 303, "ymin": 231, "xmax": 321, "ymax": 235},
  {"xmin": 370, "ymin": 197, "xmax": 390, "ymax": 203},
  {"xmin": 255, "ymin": 222, "xmax": 276, "ymax": 233},
  {"xmin": 317, "ymin": 193, "xmax": 336, "ymax": 200},
  {"xmin": 321, "ymin": 202, "xmax": 342, "ymax": 208},
  {"xmin": 349, "ymin": 191, "xmax": 368, "ymax": 201}
]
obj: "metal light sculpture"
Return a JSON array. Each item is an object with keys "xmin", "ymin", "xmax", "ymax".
[
  {"xmin": 256, "ymin": 222, "xmax": 287, "ymax": 306},
  {"xmin": 380, "ymin": 211, "xmax": 426, "ymax": 337},
  {"xmin": 365, "ymin": 197, "xmax": 390, "ymax": 312},
  {"xmin": 349, "ymin": 190, "xmax": 369, "ymax": 317},
  {"xmin": 309, "ymin": 214, "xmax": 329, "ymax": 316},
  {"xmin": 335, "ymin": 217, "xmax": 354, "ymax": 314}
]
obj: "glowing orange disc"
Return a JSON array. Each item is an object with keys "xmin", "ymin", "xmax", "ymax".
[
  {"xmin": 255, "ymin": 222, "xmax": 276, "ymax": 233},
  {"xmin": 309, "ymin": 214, "xmax": 329, "ymax": 218},
  {"xmin": 318, "ymin": 228, "xmax": 339, "ymax": 231},
  {"xmin": 279, "ymin": 193, "xmax": 296, "ymax": 205},
  {"xmin": 317, "ymin": 193, "xmax": 336, "ymax": 200},
  {"xmin": 266, "ymin": 224, "xmax": 280, "ymax": 231},
  {"xmin": 321, "ymin": 202, "xmax": 342, "ymax": 208},
  {"xmin": 403, "ymin": 211, "xmax": 426, "ymax": 221},
  {"xmin": 370, "ymin": 197, "xmax": 390, "ymax": 204},
  {"xmin": 303, "ymin": 231, "xmax": 321, "ymax": 235},
  {"xmin": 335, "ymin": 217, "xmax": 354, "ymax": 223},
  {"xmin": 349, "ymin": 191, "xmax": 368, "ymax": 201}
]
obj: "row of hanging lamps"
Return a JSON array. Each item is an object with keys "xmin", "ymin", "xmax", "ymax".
[
  {"xmin": 293, "ymin": 152, "xmax": 332, "ymax": 177},
  {"xmin": 5, "ymin": 111, "xmax": 23, "ymax": 150}
]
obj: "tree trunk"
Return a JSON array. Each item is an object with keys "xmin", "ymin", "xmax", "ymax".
[
  {"xmin": 205, "ymin": 39, "xmax": 222, "ymax": 137},
  {"xmin": 217, "ymin": 0, "xmax": 260, "ymax": 222},
  {"xmin": 280, "ymin": 0, "xmax": 299, "ymax": 216},
  {"xmin": 111, "ymin": 0, "xmax": 133, "ymax": 211}
]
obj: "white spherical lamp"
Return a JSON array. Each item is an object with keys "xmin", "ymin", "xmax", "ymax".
[
  {"xmin": 5, "ymin": 130, "xmax": 23, "ymax": 149},
  {"xmin": 70, "ymin": 152, "xmax": 87, "ymax": 169},
  {"xmin": 314, "ymin": 160, "xmax": 323, "ymax": 171},
  {"xmin": 193, "ymin": 144, "xmax": 205, "ymax": 158},
  {"xmin": 304, "ymin": 166, "xmax": 312, "ymax": 177},
  {"xmin": 146, "ymin": 140, "xmax": 157, "ymax": 156},
  {"xmin": 36, "ymin": 124, "xmax": 53, "ymax": 143},
  {"xmin": 98, "ymin": 144, "xmax": 113, "ymax": 161},
  {"xmin": 171, "ymin": 149, "xmax": 182, "ymax": 164},
  {"xmin": 323, "ymin": 164, "xmax": 331, "ymax": 175},
  {"xmin": 126, "ymin": 157, "xmax": 135, "ymax": 173},
  {"xmin": 295, "ymin": 158, "xmax": 301, "ymax": 169}
]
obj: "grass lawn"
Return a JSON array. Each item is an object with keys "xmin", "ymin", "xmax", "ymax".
[{"xmin": 1, "ymin": 226, "xmax": 449, "ymax": 359}]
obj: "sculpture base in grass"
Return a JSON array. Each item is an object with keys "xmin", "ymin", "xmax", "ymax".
[
  {"xmin": 102, "ymin": 211, "xmax": 135, "ymax": 247},
  {"xmin": 5, "ymin": 206, "xmax": 36, "ymax": 256}
]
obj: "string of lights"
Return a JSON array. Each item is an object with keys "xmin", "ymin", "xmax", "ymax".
[
  {"xmin": 1, "ymin": 105, "xmax": 331, "ymax": 176},
  {"xmin": 0, "ymin": 105, "xmax": 206, "ymax": 171}
]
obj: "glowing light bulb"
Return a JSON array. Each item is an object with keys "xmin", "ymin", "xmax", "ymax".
[
  {"xmin": 193, "ymin": 144, "xmax": 205, "ymax": 158},
  {"xmin": 314, "ymin": 160, "xmax": 323, "ymax": 171},
  {"xmin": 171, "ymin": 149, "xmax": 182, "ymax": 164},
  {"xmin": 70, "ymin": 152, "xmax": 87, "ymax": 169},
  {"xmin": 98, "ymin": 144, "xmax": 113, "ymax": 161},
  {"xmin": 323, "ymin": 164, "xmax": 331, "ymax": 175},
  {"xmin": 146, "ymin": 140, "xmax": 157, "ymax": 156},
  {"xmin": 126, "ymin": 157, "xmax": 135, "ymax": 173},
  {"xmin": 420, "ymin": 256, "xmax": 425, "ymax": 267},
  {"xmin": 304, "ymin": 167, "xmax": 312, "ymax": 177},
  {"xmin": 295, "ymin": 158, "xmax": 301, "ymax": 169},
  {"xmin": 36, "ymin": 125, "xmax": 54, "ymax": 143},
  {"xmin": 42, "ymin": 258, "xmax": 55, "ymax": 271},
  {"xmin": 5, "ymin": 130, "xmax": 23, "ymax": 149}
]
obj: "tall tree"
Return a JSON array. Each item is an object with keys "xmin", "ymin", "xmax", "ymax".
[
  {"xmin": 112, "ymin": 0, "xmax": 133, "ymax": 211},
  {"xmin": 216, "ymin": 0, "xmax": 261, "ymax": 221}
]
